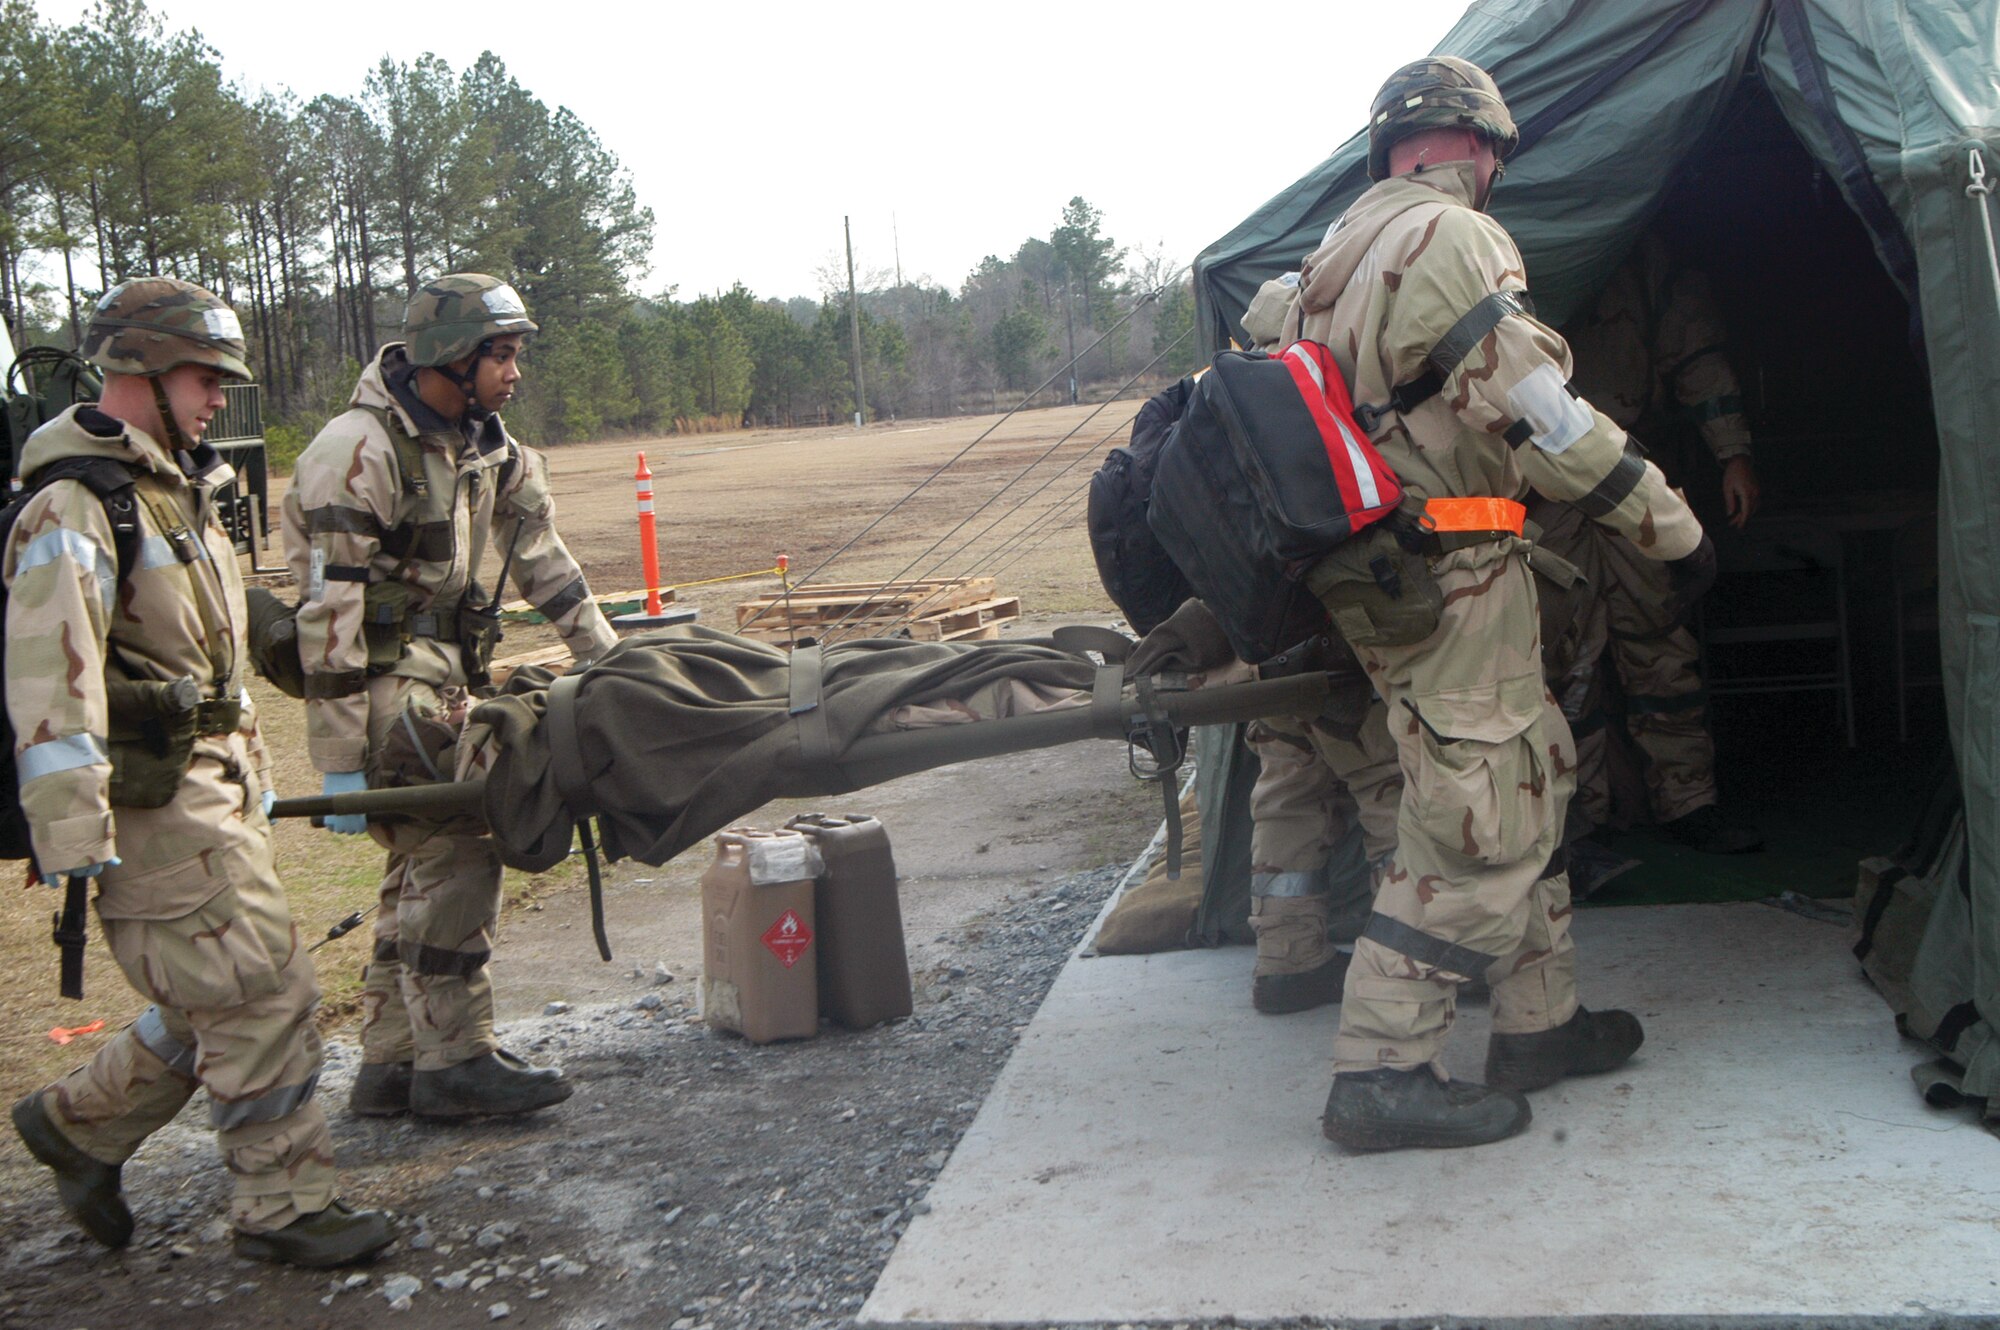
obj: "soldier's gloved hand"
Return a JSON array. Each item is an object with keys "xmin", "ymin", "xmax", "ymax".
[
  {"xmin": 261, "ymin": 788, "xmax": 277, "ymax": 818},
  {"xmin": 1666, "ymin": 534, "xmax": 1718, "ymax": 620},
  {"xmin": 321, "ymin": 770, "xmax": 371, "ymax": 835},
  {"xmin": 1128, "ymin": 599, "xmax": 1235, "ymax": 678},
  {"xmin": 42, "ymin": 857, "xmax": 119, "ymax": 888}
]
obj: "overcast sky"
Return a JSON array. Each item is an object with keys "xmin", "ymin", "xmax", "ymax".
[{"xmin": 33, "ymin": 0, "xmax": 1474, "ymax": 301}]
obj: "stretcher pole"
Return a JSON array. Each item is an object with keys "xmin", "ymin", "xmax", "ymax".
[{"xmin": 269, "ymin": 670, "xmax": 1335, "ymax": 823}]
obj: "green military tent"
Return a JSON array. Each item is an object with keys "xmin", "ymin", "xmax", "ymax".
[{"xmin": 1190, "ymin": 0, "xmax": 2000, "ymax": 1113}]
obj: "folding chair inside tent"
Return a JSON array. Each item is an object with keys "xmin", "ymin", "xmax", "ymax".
[{"xmin": 1699, "ymin": 517, "xmax": 1857, "ymax": 748}]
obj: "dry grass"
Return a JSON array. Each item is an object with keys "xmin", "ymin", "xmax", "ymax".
[{"xmin": 0, "ymin": 402, "xmax": 1126, "ymax": 1107}]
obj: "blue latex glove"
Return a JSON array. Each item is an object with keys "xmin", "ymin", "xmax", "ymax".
[
  {"xmin": 261, "ymin": 788, "xmax": 277, "ymax": 818},
  {"xmin": 43, "ymin": 857, "xmax": 119, "ymax": 887},
  {"xmin": 321, "ymin": 770, "xmax": 370, "ymax": 835}
]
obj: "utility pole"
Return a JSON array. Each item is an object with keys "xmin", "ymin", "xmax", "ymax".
[
  {"xmin": 845, "ymin": 215, "xmax": 866, "ymax": 428},
  {"xmin": 1062, "ymin": 265, "xmax": 1078, "ymax": 406},
  {"xmin": 893, "ymin": 212, "xmax": 903, "ymax": 289}
]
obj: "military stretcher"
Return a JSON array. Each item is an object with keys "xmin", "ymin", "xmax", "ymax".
[
  {"xmin": 267, "ymin": 624, "xmax": 1339, "ymax": 956},
  {"xmin": 269, "ymin": 633, "xmax": 1330, "ymax": 827}
]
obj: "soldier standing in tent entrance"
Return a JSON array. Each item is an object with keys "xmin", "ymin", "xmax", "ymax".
[
  {"xmin": 282, "ymin": 274, "xmax": 617, "ymax": 1120},
  {"xmin": 1545, "ymin": 231, "xmax": 1763, "ymax": 854},
  {"xmin": 1284, "ymin": 58, "xmax": 1715, "ymax": 1150},
  {"xmin": 7, "ymin": 279, "xmax": 391, "ymax": 1265}
]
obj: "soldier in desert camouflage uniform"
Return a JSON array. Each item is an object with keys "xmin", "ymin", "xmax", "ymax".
[
  {"xmin": 281, "ymin": 274, "xmax": 617, "ymax": 1120},
  {"xmin": 1283, "ymin": 58, "xmax": 1715, "ymax": 1149},
  {"xmin": 1542, "ymin": 233, "xmax": 1763, "ymax": 854},
  {"xmin": 6, "ymin": 279, "xmax": 391, "ymax": 1265}
]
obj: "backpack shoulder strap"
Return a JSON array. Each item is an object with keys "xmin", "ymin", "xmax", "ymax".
[
  {"xmin": 1353, "ymin": 289, "xmax": 1536, "ymax": 434},
  {"xmin": 26, "ymin": 457, "xmax": 142, "ymax": 581}
]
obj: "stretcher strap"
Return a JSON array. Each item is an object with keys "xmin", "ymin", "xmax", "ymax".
[
  {"xmin": 545, "ymin": 670, "xmax": 600, "ymax": 816},
  {"xmin": 1090, "ymin": 663, "xmax": 1126, "ymax": 738},
  {"xmin": 788, "ymin": 645, "xmax": 835, "ymax": 768}
]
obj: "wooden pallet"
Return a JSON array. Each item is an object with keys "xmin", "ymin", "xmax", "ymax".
[
  {"xmin": 734, "ymin": 577, "xmax": 1017, "ymax": 646},
  {"xmin": 489, "ymin": 643, "xmax": 571, "ymax": 688},
  {"xmin": 734, "ymin": 577, "xmax": 995, "ymax": 630},
  {"xmin": 905, "ymin": 596, "xmax": 1021, "ymax": 641}
]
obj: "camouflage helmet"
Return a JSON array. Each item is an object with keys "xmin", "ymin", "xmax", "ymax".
[
  {"xmin": 403, "ymin": 273, "xmax": 538, "ymax": 367},
  {"xmin": 1367, "ymin": 56, "xmax": 1519, "ymax": 181},
  {"xmin": 83, "ymin": 277, "xmax": 251, "ymax": 381}
]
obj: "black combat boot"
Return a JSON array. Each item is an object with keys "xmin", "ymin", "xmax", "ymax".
[
  {"xmin": 1661, "ymin": 804, "xmax": 1763, "ymax": 855},
  {"xmin": 1252, "ymin": 950, "xmax": 1350, "ymax": 1014},
  {"xmin": 1320, "ymin": 1068, "xmax": 1530, "ymax": 1151},
  {"xmin": 11, "ymin": 1093, "xmax": 133, "ymax": 1248},
  {"xmin": 1484, "ymin": 1007, "xmax": 1645, "ymax": 1092},
  {"xmin": 348, "ymin": 1061, "xmax": 413, "ymax": 1117},
  {"xmin": 411, "ymin": 1050, "xmax": 572, "ymax": 1120},
  {"xmin": 233, "ymin": 1199, "xmax": 393, "ymax": 1268}
]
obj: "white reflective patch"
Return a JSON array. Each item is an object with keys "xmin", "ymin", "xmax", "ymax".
[
  {"xmin": 1284, "ymin": 344, "xmax": 1327, "ymax": 396},
  {"xmin": 1506, "ymin": 363, "xmax": 1593, "ymax": 456},
  {"xmin": 483, "ymin": 285, "xmax": 527, "ymax": 316},
  {"xmin": 308, "ymin": 548, "xmax": 326, "ymax": 600},
  {"xmin": 1277, "ymin": 271, "xmax": 1300, "ymax": 289},
  {"xmin": 202, "ymin": 307, "xmax": 244, "ymax": 342},
  {"xmin": 18, "ymin": 732, "xmax": 109, "ymax": 784},
  {"xmin": 1333, "ymin": 417, "xmax": 1384, "ymax": 509},
  {"xmin": 18, "ymin": 527, "xmax": 115, "ymax": 615}
]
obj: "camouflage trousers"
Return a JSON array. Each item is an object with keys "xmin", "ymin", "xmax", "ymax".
[
  {"xmin": 1244, "ymin": 702, "xmax": 1401, "ymax": 977},
  {"xmin": 1536, "ymin": 504, "xmax": 1716, "ymax": 824},
  {"xmin": 36, "ymin": 784, "xmax": 334, "ymax": 1233},
  {"xmin": 358, "ymin": 676, "xmax": 504, "ymax": 1073},
  {"xmin": 1334, "ymin": 542, "xmax": 1579, "ymax": 1076}
]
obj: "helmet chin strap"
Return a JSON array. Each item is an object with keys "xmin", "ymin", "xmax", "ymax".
[
  {"xmin": 147, "ymin": 375, "xmax": 194, "ymax": 454},
  {"xmin": 436, "ymin": 338, "xmax": 497, "ymax": 421}
]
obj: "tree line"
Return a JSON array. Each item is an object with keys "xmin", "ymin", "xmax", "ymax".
[{"xmin": 0, "ymin": 0, "xmax": 1197, "ymax": 455}]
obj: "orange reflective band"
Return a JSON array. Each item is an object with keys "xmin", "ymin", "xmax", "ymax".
[{"xmin": 1422, "ymin": 497, "xmax": 1526, "ymax": 536}]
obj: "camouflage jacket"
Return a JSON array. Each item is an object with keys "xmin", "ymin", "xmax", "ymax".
[
  {"xmin": 1285, "ymin": 163, "xmax": 1703, "ymax": 561},
  {"xmin": 281, "ymin": 344, "xmax": 616, "ymax": 774},
  {"xmin": 1564, "ymin": 231, "xmax": 1752, "ymax": 464},
  {"xmin": 3, "ymin": 405, "xmax": 272, "ymax": 894}
]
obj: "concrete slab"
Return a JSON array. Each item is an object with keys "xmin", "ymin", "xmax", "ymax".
[{"xmin": 863, "ymin": 903, "xmax": 2000, "ymax": 1326}]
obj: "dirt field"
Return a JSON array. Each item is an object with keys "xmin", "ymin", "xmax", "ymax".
[{"xmin": 0, "ymin": 403, "xmax": 1177, "ymax": 1328}]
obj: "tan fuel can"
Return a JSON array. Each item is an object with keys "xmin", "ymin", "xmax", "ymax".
[{"xmin": 698, "ymin": 826, "xmax": 821, "ymax": 1043}]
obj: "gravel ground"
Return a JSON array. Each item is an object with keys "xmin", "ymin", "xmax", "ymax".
[{"xmin": 0, "ymin": 862, "xmax": 1149, "ymax": 1330}]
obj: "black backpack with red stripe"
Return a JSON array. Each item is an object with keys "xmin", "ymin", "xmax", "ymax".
[{"xmin": 1147, "ymin": 342, "xmax": 1404, "ymax": 665}]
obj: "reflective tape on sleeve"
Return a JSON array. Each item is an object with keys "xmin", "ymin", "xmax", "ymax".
[
  {"xmin": 1573, "ymin": 440, "xmax": 1649, "ymax": 520},
  {"xmin": 303, "ymin": 670, "xmax": 367, "ymax": 700},
  {"xmin": 17, "ymin": 732, "xmax": 110, "ymax": 784},
  {"xmin": 536, "ymin": 577, "xmax": 590, "ymax": 623},
  {"xmin": 18, "ymin": 527, "xmax": 116, "ymax": 615},
  {"xmin": 303, "ymin": 505, "xmax": 383, "ymax": 537}
]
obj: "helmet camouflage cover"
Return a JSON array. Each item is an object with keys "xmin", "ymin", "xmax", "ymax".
[
  {"xmin": 82, "ymin": 277, "xmax": 251, "ymax": 381},
  {"xmin": 403, "ymin": 274, "xmax": 539, "ymax": 367},
  {"xmin": 1367, "ymin": 56, "xmax": 1519, "ymax": 181}
]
